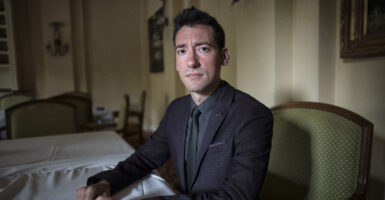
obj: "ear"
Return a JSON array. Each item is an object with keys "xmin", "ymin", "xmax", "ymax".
[{"xmin": 221, "ymin": 48, "xmax": 230, "ymax": 66}]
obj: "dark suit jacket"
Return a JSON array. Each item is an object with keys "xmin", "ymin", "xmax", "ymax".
[{"xmin": 88, "ymin": 82, "xmax": 273, "ymax": 200}]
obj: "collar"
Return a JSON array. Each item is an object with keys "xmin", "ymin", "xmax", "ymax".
[{"xmin": 190, "ymin": 80, "xmax": 226, "ymax": 115}]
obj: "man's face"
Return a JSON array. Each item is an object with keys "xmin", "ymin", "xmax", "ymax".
[{"xmin": 175, "ymin": 25, "xmax": 229, "ymax": 95}]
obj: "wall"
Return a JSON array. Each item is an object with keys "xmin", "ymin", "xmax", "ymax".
[
  {"xmin": 274, "ymin": 0, "xmax": 293, "ymax": 105},
  {"xmin": 291, "ymin": 0, "xmax": 320, "ymax": 101},
  {"xmin": 83, "ymin": 0, "xmax": 144, "ymax": 111},
  {"xmin": 12, "ymin": 0, "xmax": 145, "ymax": 111},
  {"xmin": 70, "ymin": 0, "xmax": 88, "ymax": 92},
  {"xmin": 233, "ymin": 0, "xmax": 276, "ymax": 107},
  {"xmin": 12, "ymin": 0, "xmax": 41, "ymax": 93},
  {"xmin": 14, "ymin": 0, "xmax": 75, "ymax": 98},
  {"xmin": 40, "ymin": 0, "xmax": 75, "ymax": 97}
]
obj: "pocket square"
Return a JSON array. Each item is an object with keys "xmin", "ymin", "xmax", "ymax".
[{"xmin": 209, "ymin": 141, "xmax": 226, "ymax": 148}]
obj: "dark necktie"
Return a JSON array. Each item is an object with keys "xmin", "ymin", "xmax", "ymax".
[{"xmin": 186, "ymin": 107, "xmax": 201, "ymax": 189}]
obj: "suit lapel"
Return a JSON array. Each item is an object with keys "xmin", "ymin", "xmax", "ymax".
[
  {"xmin": 191, "ymin": 83, "xmax": 235, "ymax": 189},
  {"xmin": 195, "ymin": 107, "xmax": 229, "ymax": 168},
  {"xmin": 173, "ymin": 97, "xmax": 191, "ymax": 192}
]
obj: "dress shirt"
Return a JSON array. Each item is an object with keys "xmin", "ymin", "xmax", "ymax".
[{"xmin": 184, "ymin": 81, "xmax": 226, "ymax": 160}]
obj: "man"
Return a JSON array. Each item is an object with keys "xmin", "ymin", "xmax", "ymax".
[{"xmin": 77, "ymin": 7, "xmax": 273, "ymax": 200}]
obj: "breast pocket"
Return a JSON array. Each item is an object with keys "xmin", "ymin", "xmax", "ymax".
[{"xmin": 207, "ymin": 141, "xmax": 228, "ymax": 153}]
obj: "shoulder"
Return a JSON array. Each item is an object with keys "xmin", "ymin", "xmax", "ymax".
[
  {"xmin": 221, "ymin": 83, "xmax": 270, "ymax": 112},
  {"xmin": 224, "ymin": 85, "xmax": 272, "ymax": 120},
  {"xmin": 167, "ymin": 95, "xmax": 190, "ymax": 110},
  {"xmin": 235, "ymin": 90, "xmax": 269, "ymax": 110},
  {"xmin": 161, "ymin": 95, "xmax": 191, "ymax": 118}
]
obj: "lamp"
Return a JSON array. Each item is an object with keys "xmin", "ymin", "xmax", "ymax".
[{"xmin": 46, "ymin": 22, "xmax": 69, "ymax": 56}]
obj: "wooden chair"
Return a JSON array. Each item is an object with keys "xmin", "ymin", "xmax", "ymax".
[
  {"xmin": 6, "ymin": 100, "xmax": 78, "ymax": 139},
  {"xmin": 49, "ymin": 94, "xmax": 93, "ymax": 131},
  {"xmin": 260, "ymin": 102, "xmax": 373, "ymax": 200},
  {"xmin": 116, "ymin": 94, "xmax": 130, "ymax": 134},
  {"xmin": 124, "ymin": 91, "xmax": 146, "ymax": 144}
]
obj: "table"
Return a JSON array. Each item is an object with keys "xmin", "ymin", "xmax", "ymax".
[
  {"xmin": 0, "ymin": 131, "xmax": 174, "ymax": 199},
  {"xmin": 93, "ymin": 107, "xmax": 115, "ymax": 124}
]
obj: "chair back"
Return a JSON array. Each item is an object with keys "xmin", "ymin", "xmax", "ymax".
[
  {"xmin": 50, "ymin": 94, "xmax": 93, "ymax": 129},
  {"xmin": 116, "ymin": 95, "xmax": 130, "ymax": 132},
  {"xmin": 124, "ymin": 91, "xmax": 146, "ymax": 144},
  {"xmin": 62, "ymin": 90, "xmax": 91, "ymax": 98},
  {"xmin": 6, "ymin": 100, "xmax": 78, "ymax": 138},
  {"xmin": 261, "ymin": 102, "xmax": 373, "ymax": 200},
  {"xmin": 0, "ymin": 93, "xmax": 33, "ymax": 110},
  {"xmin": 137, "ymin": 91, "xmax": 146, "ymax": 128}
]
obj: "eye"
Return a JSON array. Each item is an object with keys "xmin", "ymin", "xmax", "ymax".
[
  {"xmin": 198, "ymin": 46, "xmax": 211, "ymax": 53},
  {"xmin": 176, "ymin": 49, "xmax": 186, "ymax": 55}
]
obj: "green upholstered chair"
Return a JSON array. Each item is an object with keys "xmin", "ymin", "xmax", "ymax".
[
  {"xmin": 50, "ymin": 94, "xmax": 93, "ymax": 131},
  {"xmin": 0, "ymin": 93, "xmax": 34, "ymax": 138},
  {"xmin": 0, "ymin": 93, "xmax": 33, "ymax": 110},
  {"xmin": 62, "ymin": 90, "xmax": 91, "ymax": 98},
  {"xmin": 261, "ymin": 102, "xmax": 373, "ymax": 200},
  {"xmin": 6, "ymin": 100, "xmax": 78, "ymax": 139}
]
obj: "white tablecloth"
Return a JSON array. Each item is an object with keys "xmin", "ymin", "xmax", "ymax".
[{"xmin": 0, "ymin": 131, "xmax": 174, "ymax": 200}]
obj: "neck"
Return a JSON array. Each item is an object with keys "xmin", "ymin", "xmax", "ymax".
[{"xmin": 191, "ymin": 80, "xmax": 221, "ymax": 105}]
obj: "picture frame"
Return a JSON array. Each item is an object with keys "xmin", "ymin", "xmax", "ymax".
[
  {"xmin": 148, "ymin": 9, "xmax": 165, "ymax": 73},
  {"xmin": 340, "ymin": 0, "xmax": 385, "ymax": 58}
]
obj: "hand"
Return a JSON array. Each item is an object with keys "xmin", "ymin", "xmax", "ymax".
[
  {"xmin": 76, "ymin": 180, "xmax": 111, "ymax": 200},
  {"xmin": 96, "ymin": 192, "xmax": 116, "ymax": 200}
]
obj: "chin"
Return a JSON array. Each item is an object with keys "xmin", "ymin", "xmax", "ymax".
[
  {"xmin": 187, "ymin": 87, "xmax": 203, "ymax": 93},
  {"xmin": 187, "ymin": 85, "xmax": 213, "ymax": 94},
  {"xmin": 184, "ymin": 82, "xmax": 203, "ymax": 91}
]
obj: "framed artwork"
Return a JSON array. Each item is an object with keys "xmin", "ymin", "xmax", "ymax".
[
  {"xmin": 148, "ymin": 9, "xmax": 166, "ymax": 73},
  {"xmin": 340, "ymin": 0, "xmax": 385, "ymax": 58}
]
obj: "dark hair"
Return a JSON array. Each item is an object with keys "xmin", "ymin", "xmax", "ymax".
[{"xmin": 172, "ymin": 7, "xmax": 225, "ymax": 49}]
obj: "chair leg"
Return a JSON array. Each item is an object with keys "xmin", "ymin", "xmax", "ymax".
[{"xmin": 139, "ymin": 128, "xmax": 143, "ymax": 144}]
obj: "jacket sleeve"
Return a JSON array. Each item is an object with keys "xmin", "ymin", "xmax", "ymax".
[
  {"xmin": 87, "ymin": 107, "xmax": 172, "ymax": 194},
  {"xmin": 145, "ymin": 105, "xmax": 273, "ymax": 200}
]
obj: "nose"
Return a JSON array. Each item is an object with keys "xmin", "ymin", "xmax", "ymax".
[{"xmin": 187, "ymin": 50, "xmax": 200, "ymax": 68}]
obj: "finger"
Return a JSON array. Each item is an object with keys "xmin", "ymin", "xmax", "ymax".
[
  {"xmin": 95, "ymin": 195, "xmax": 107, "ymax": 200},
  {"xmin": 76, "ymin": 187, "xmax": 87, "ymax": 200},
  {"xmin": 76, "ymin": 188, "xmax": 80, "ymax": 200},
  {"xmin": 85, "ymin": 186, "xmax": 97, "ymax": 200}
]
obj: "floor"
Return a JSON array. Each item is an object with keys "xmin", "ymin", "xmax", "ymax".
[{"xmin": 123, "ymin": 132, "xmax": 181, "ymax": 194}]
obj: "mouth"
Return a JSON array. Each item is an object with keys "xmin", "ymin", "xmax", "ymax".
[{"xmin": 186, "ymin": 73, "xmax": 203, "ymax": 79}]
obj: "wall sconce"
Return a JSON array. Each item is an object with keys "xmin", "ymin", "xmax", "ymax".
[{"xmin": 46, "ymin": 22, "xmax": 69, "ymax": 56}]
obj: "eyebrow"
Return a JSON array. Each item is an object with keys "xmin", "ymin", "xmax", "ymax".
[
  {"xmin": 196, "ymin": 42, "xmax": 214, "ymax": 48},
  {"xmin": 175, "ymin": 42, "xmax": 214, "ymax": 49},
  {"xmin": 175, "ymin": 44, "xmax": 186, "ymax": 49}
]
